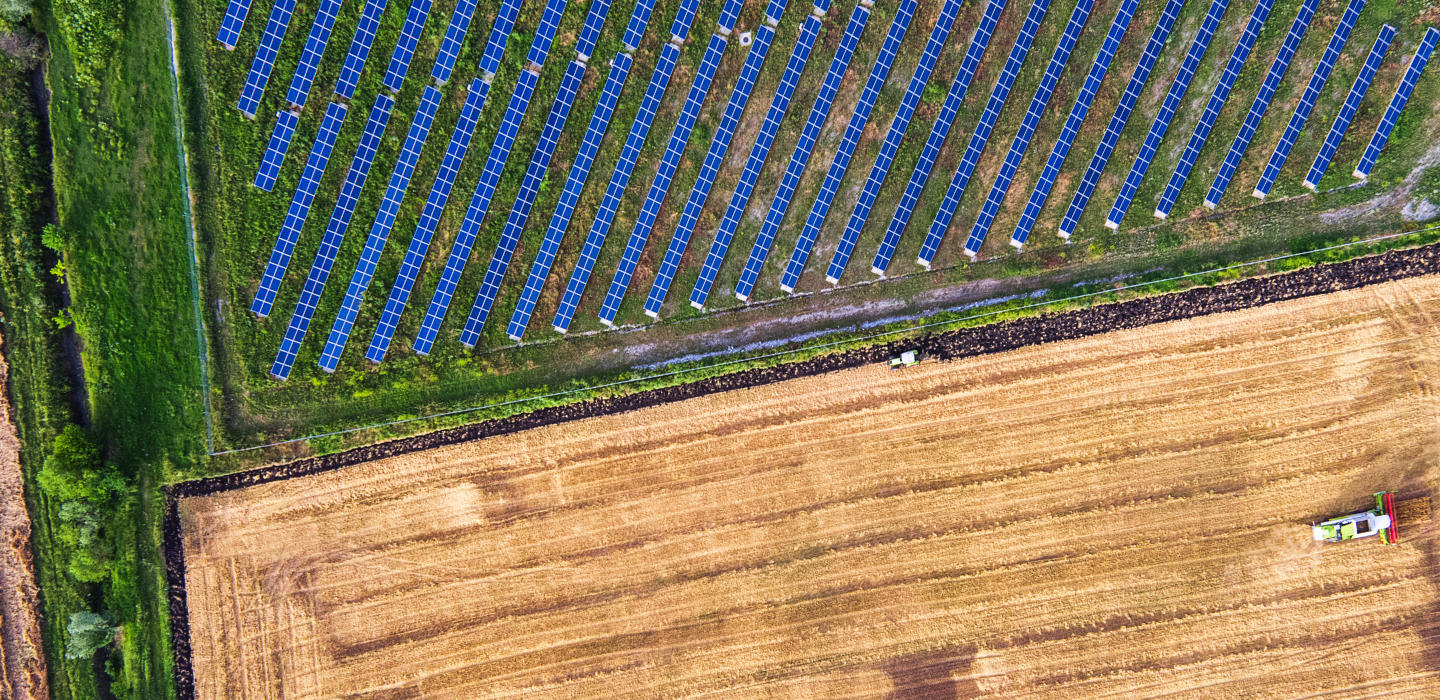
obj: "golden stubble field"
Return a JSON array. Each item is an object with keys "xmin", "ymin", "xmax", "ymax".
[{"xmin": 180, "ymin": 275, "xmax": 1440, "ymax": 699}]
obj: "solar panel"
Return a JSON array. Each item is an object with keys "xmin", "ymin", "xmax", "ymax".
[
  {"xmin": 216, "ymin": 0, "xmax": 253, "ymax": 49},
  {"xmin": 1105, "ymin": 0, "xmax": 1228, "ymax": 231},
  {"xmin": 433, "ymin": 0, "xmax": 480, "ymax": 84},
  {"xmin": 271, "ymin": 95, "xmax": 393, "ymax": 380},
  {"xmin": 597, "ymin": 8, "xmax": 737, "ymax": 326},
  {"xmin": 953, "ymin": 0, "xmax": 1090, "ymax": 262},
  {"xmin": 554, "ymin": 0, "xmax": 701, "ymax": 333},
  {"xmin": 455, "ymin": 59, "xmax": 591, "ymax": 349},
  {"xmin": 735, "ymin": 0, "xmax": 871, "ymax": 302},
  {"xmin": 622, "ymin": 0, "xmax": 657, "ymax": 49},
  {"xmin": 869, "ymin": 0, "xmax": 1003, "ymax": 275},
  {"xmin": 285, "ymin": 0, "xmax": 342, "ymax": 108},
  {"xmin": 780, "ymin": 0, "xmax": 915, "ymax": 292},
  {"xmin": 1154, "ymin": 0, "xmax": 1272, "ymax": 220},
  {"xmin": 1254, "ymin": 0, "xmax": 1366, "ymax": 199},
  {"xmin": 828, "ymin": 0, "xmax": 966, "ymax": 282},
  {"xmin": 254, "ymin": 108, "xmax": 300, "ymax": 192},
  {"xmin": 251, "ymin": 101, "xmax": 348, "ymax": 317},
  {"xmin": 1010, "ymin": 0, "xmax": 1137, "ymax": 249},
  {"xmin": 511, "ymin": 0, "xmax": 653, "ymax": 340},
  {"xmin": 1205, "ymin": 0, "xmax": 1318, "ymax": 208},
  {"xmin": 690, "ymin": 7, "xmax": 823, "ymax": 310},
  {"xmin": 365, "ymin": 80, "xmax": 490, "ymax": 363},
  {"xmin": 1058, "ymin": 0, "xmax": 1183, "ymax": 239},
  {"xmin": 480, "ymin": 0, "xmax": 523, "ymax": 76},
  {"xmin": 576, "ymin": 0, "xmax": 613, "ymax": 60},
  {"xmin": 237, "ymin": 0, "xmax": 297, "ymax": 118},
  {"xmin": 407, "ymin": 69, "xmax": 539, "ymax": 356},
  {"xmin": 319, "ymin": 85, "xmax": 443, "ymax": 372},
  {"xmin": 644, "ymin": 6, "xmax": 785, "ymax": 319},
  {"xmin": 1305, "ymin": 26, "xmax": 1396, "ymax": 190},
  {"xmin": 1354, "ymin": 26, "xmax": 1440, "ymax": 180},
  {"xmin": 383, "ymin": 0, "xmax": 435, "ymax": 93},
  {"xmin": 335, "ymin": 0, "xmax": 388, "ymax": 100},
  {"xmin": 527, "ymin": 0, "xmax": 568, "ymax": 67}
]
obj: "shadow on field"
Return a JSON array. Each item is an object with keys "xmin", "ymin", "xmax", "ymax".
[{"xmin": 881, "ymin": 645, "xmax": 980, "ymax": 699}]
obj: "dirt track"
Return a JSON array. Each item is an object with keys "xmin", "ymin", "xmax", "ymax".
[
  {"xmin": 178, "ymin": 274, "xmax": 1440, "ymax": 698},
  {"xmin": 0, "ymin": 333, "xmax": 49, "ymax": 700}
]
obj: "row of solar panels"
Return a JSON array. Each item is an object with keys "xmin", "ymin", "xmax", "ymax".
[{"xmin": 231, "ymin": 0, "xmax": 1436, "ymax": 378}]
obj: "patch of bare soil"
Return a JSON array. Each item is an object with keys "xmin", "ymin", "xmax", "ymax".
[
  {"xmin": 179, "ymin": 275, "xmax": 1440, "ymax": 698},
  {"xmin": 0, "ymin": 332, "xmax": 49, "ymax": 700}
]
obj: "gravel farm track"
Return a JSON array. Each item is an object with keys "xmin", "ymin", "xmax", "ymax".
[
  {"xmin": 0, "ymin": 332, "xmax": 49, "ymax": 700},
  {"xmin": 167, "ymin": 244, "xmax": 1440, "ymax": 699}
]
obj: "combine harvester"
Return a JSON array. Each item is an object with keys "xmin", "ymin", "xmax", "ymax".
[{"xmin": 1312, "ymin": 492, "xmax": 1430, "ymax": 544}]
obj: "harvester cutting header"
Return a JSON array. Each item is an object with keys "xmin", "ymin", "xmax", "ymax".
[{"xmin": 1312, "ymin": 492, "xmax": 1430, "ymax": 545}]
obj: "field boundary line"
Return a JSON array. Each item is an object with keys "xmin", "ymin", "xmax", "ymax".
[
  {"xmin": 210, "ymin": 226, "xmax": 1438, "ymax": 458},
  {"xmin": 164, "ymin": 0, "xmax": 214, "ymax": 453}
]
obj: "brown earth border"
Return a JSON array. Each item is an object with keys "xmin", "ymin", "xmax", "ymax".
[{"xmin": 160, "ymin": 241, "xmax": 1440, "ymax": 700}]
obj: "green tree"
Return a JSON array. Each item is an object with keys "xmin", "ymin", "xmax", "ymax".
[{"xmin": 65, "ymin": 610, "xmax": 117, "ymax": 659}]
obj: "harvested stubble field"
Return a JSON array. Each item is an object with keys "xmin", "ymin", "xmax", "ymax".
[
  {"xmin": 0, "ymin": 337, "xmax": 48, "ymax": 700},
  {"xmin": 179, "ymin": 274, "xmax": 1440, "ymax": 698}
]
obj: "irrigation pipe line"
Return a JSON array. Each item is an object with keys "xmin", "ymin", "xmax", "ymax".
[{"xmin": 209, "ymin": 223, "xmax": 1438, "ymax": 457}]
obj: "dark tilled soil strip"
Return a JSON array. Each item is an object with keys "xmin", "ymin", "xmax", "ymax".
[{"xmin": 161, "ymin": 242, "xmax": 1440, "ymax": 700}]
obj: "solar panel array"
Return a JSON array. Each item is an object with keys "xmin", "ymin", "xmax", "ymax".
[
  {"xmin": 554, "ymin": 0, "xmax": 701, "ymax": 333},
  {"xmin": 735, "ymin": 0, "xmax": 872, "ymax": 302},
  {"xmin": 366, "ymin": 80, "xmax": 490, "ymax": 363},
  {"xmin": 1154, "ymin": 0, "xmax": 1272, "ymax": 220},
  {"xmin": 781, "ymin": 0, "xmax": 916, "ymax": 292},
  {"xmin": 509, "ymin": 2, "xmax": 657, "ymax": 340},
  {"xmin": 271, "ymin": 95, "xmax": 393, "ymax": 380},
  {"xmin": 433, "ymin": 0, "xmax": 480, "ymax": 84},
  {"xmin": 1305, "ymin": 25, "xmax": 1396, "ymax": 189},
  {"xmin": 1254, "ymin": 0, "xmax": 1366, "ymax": 199},
  {"xmin": 954, "ymin": 0, "xmax": 1079, "ymax": 263},
  {"xmin": 1355, "ymin": 26, "xmax": 1440, "ymax": 179},
  {"xmin": 237, "ymin": 0, "xmax": 296, "ymax": 118},
  {"xmin": 826, "ymin": 0, "xmax": 965, "ymax": 283},
  {"xmin": 1206, "ymin": 0, "xmax": 1318, "ymax": 208},
  {"xmin": 319, "ymin": 85, "xmax": 442, "ymax": 372},
  {"xmin": 690, "ymin": 6, "xmax": 823, "ymax": 310},
  {"xmin": 1106, "ymin": 0, "xmax": 1227, "ymax": 231},
  {"xmin": 384, "ymin": 0, "xmax": 434, "ymax": 93},
  {"xmin": 335, "ymin": 0, "xmax": 388, "ymax": 100},
  {"xmin": 254, "ymin": 108, "xmax": 299, "ymax": 192},
  {"xmin": 285, "ymin": 0, "xmax": 342, "ymax": 108},
  {"xmin": 251, "ymin": 101, "xmax": 347, "ymax": 317},
  {"xmin": 457, "ymin": 60, "xmax": 590, "ymax": 348},
  {"xmin": 1058, "ymin": 0, "xmax": 1183, "ymax": 239},
  {"xmin": 870, "ymin": 0, "xmax": 1003, "ymax": 275},
  {"xmin": 216, "ymin": 0, "xmax": 253, "ymax": 49},
  {"xmin": 526, "ymin": 0, "xmax": 568, "ymax": 67},
  {"xmin": 643, "ymin": 3, "xmax": 786, "ymax": 319},
  {"xmin": 1011, "ymin": 0, "xmax": 1137, "ymax": 248},
  {"xmin": 598, "ymin": 2, "xmax": 739, "ymax": 326}
]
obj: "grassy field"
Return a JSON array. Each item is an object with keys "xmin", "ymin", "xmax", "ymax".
[
  {"xmin": 191, "ymin": 0, "xmax": 1440, "ymax": 452},
  {"xmin": 176, "ymin": 273, "xmax": 1440, "ymax": 698}
]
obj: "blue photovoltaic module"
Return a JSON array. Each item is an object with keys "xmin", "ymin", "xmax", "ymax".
[
  {"xmin": 1304, "ymin": 25, "xmax": 1396, "ymax": 190},
  {"xmin": 1354, "ymin": 26, "xmax": 1439, "ymax": 180},
  {"xmin": 237, "ymin": 0, "xmax": 297, "ymax": 118},
  {"xmin": 254, "ymin": 108, "xmax": 300, "ymax": 192}
]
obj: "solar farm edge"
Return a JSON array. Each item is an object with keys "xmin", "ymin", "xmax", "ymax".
[{"xmin": 166, "ymin": 242, "xmax": 1440, "ymax": 697}]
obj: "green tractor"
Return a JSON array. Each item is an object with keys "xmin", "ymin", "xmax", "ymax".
[
  {"xmin": 1312, "ymin": 492, "xmax": 1399, "ymax": 545},
  {"xmin": 888, "ymin": 349, "xmax": 922, "ymax": 369}
]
